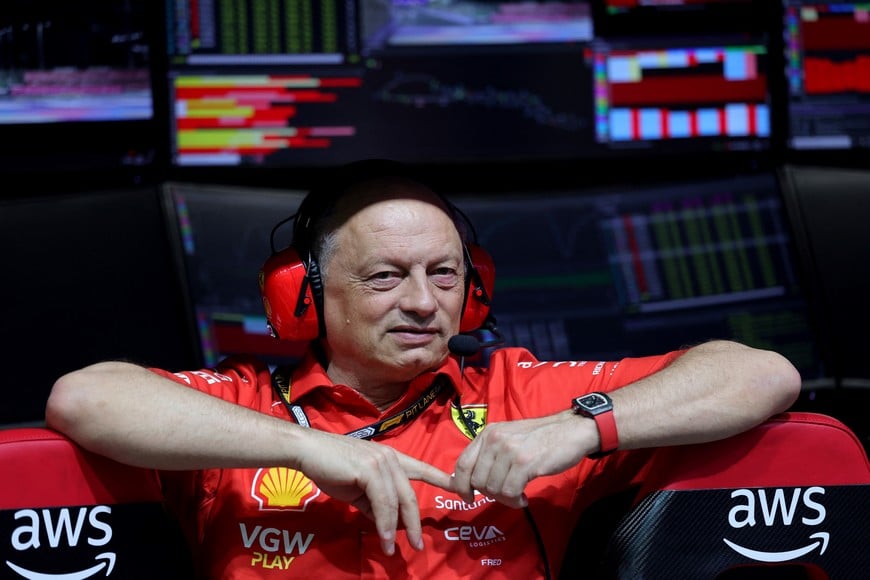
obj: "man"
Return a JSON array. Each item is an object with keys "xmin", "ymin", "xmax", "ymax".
[{"xmin": 45, "ymin": 160, "xmax": 801, "ymax": 578}]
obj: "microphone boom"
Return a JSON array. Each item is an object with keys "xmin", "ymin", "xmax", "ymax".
[{"xmin": 448, "ymin": 334, "xmax": 481, "ymax": 357}]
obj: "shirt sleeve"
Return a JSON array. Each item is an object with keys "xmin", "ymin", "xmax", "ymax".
[
  {"xmin": 148, "ymin": 354, "xmax": 275, "ymax": 411},
  {"xmin": 597, "ymin": 349, "xmax": 688, "ymax": 393},
  {"xmin": 480, "ymin": 347, "xmax": 690, "ymax": 505},
  {"xmin": 147, "ymin": 355, "xmax": 276, "ymax": 550},
  {"xmin": 483, "ymin": 346, "xmax": 688, "ymax": 415}
]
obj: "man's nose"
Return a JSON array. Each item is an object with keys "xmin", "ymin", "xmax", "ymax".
[{"xmin": 400, "ymin": 272, "xmax": 438, "ymax": 315}]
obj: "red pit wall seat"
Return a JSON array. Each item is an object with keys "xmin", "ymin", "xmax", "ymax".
[
  {"xmin": 0, "ymin": 427, "xmax": 193, "ymax": 579},
  {"xmin": 601, "ymin": 412, "xmax": 870, "ymax": 579}
]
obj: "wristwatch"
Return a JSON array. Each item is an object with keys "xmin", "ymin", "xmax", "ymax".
[{"xmin": 571, "ymin": 392, "xmax": 618, "ymax": 458}]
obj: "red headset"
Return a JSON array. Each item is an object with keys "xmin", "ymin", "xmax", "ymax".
[
  {"xmin": 259, "ymin": 242, "xmax": 495, "ymax": 342},
  {"xmin": 257, "ymin": 159, "xmax": 496, "ymax": 342}
]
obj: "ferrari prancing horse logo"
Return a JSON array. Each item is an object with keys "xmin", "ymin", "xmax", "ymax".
[{"xmin": 450, "ymin": 404, "xmax": 487, "ymax": 440}]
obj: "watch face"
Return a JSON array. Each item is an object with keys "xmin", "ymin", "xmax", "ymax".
[{"xmin": 579, "ymin": 393, "xmax": 608, "ymax": 410}]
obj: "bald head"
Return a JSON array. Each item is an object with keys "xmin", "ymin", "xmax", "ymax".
[{"xmin": 313, "ymin": 176, "xmax": 466, "ymax": 278}]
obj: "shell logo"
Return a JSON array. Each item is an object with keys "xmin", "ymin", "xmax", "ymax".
[{"xmin": 251, "ymin": 467, "xmax": 321, "ymax": 511}]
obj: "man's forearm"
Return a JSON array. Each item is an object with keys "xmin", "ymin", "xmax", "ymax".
[
  {"xmin": 45, "ymin": 361, "xmax": 300, "ymax": 469},
  {"xmin": 609, "ymin": 340, "xmax": 801, "ymax": 450}
]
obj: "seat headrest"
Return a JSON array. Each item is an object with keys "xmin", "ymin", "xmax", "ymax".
[
  {"xmin": 0, "ymin": 427, "xmax": 193, "ymax": 578},
  {"xmin": 603, "ymin": 412, "xmax": 870, "ymax": 579},
  {"xmin": 642, "ymin": 411, "xmax": 869, "ymax": 493}
]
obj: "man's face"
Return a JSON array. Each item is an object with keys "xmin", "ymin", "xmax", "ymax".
[{"xmin": 321, "ymin": 191, "xmax": 466, "ymax": 387}]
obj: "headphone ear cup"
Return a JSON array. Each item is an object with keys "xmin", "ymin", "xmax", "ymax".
[
  {"xmin": 259, "ymin": 246, "xmax": 320, "ymax": 342},
  {"xmin": 460, "ymin": 243, "xmax": 495, "ymax": 332}
]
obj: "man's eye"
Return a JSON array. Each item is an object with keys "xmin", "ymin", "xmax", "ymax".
[
  {"xmin": 368, "ymin": 271, "xmax": 401, "ymax": 288},
  {"xmin": 432, "ymin": 269, "xmax": 460, "ymax": 287}
]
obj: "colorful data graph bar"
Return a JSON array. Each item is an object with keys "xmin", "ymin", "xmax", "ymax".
[
  {"xmin": 606, "ymin": 103, "xmax": 768, "ymax": 141},
  {"xmin": 798, "ymin": 3, "xmax": 870, "ymax": 51},
  {"xmin": 605, "ymin": 0, "xmax": 742, "ymax": 8},
  {"xmin": 787, "ymin": 3, "xmax": 870, "ymax": 95},
  {"xmin": 167, "ymin": 0, "xmax": 343, "ymax": 59},
  {"xmin": 603, "ymin": 193, "xmax": 789, "ymax": 313},
  {"xmin": 173, "ymin": 73, "xmax": 361, "ymax": 165},
  {"xmin": 595, "ymin": 45, "xmax": 769, "ymax": 142},
  {"xmin": 804, "ymin": 55, "xmax": 870, "ymax": 93}
]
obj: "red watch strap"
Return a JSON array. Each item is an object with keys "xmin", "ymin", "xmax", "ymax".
[{"xmin": 592, "ymin": 409, "xmax": 619, "ymax": 455}]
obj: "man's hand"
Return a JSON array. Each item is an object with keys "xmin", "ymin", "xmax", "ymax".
[
  {"xmin": 451, "ymin": 410, "xmax": 592, "ymax": 507},
  {"xmin": 295, "ymin": 430, "xmax": 455, "ymax": 556}
]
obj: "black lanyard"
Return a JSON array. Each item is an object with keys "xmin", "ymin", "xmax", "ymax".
[{"xmin": 271, "ymin": 368, "xmax": 448, "ymax": 440}]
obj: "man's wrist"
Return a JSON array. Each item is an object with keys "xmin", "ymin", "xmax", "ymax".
[{"xmin": 571, "ymin": 392, "xmax": 619, "ymax": 458}]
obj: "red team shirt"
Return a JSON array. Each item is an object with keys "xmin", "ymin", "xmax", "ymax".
[{"xmin": 152, "ymin": 346, "xmax": 684, "ymax": 579}]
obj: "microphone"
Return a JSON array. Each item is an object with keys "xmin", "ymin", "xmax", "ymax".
[
  {"xmin": 448, "ymin": 334, "xmax": 482, "ymax": 358},
  {"xmin": 448, "ymin": 334, "xmax": 481, "ymax": 439},
  {"xmin": 448, "ymin": 328, "xmax": 495, "ymax": 439}
]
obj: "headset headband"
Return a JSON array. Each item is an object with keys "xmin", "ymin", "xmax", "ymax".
[{"xmin": 259, "ymin": 159, "xmax": 494, "ymax": 342}]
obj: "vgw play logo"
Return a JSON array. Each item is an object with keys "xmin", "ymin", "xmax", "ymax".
[
  {"xmin": 4, "ymin": 505, "xmax": 115, "ymax": 579},
  {"xmin": 724, "ymin": 486, "xmax": 829, "ymax": 562}
]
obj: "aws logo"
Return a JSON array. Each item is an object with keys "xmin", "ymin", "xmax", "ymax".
[
  {"xmin": 251, "ymin": 467, "xmax": 321, "ymax": 511},
  {"xmin": 724, "ymin": 486, "xmax": 829, "ymax": 562},
  {"xmin": 5, "ymin": 505, "xmax": 115, "ymax": 579}
]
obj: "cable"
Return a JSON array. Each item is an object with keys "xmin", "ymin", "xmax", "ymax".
[{"xmin": 450, "ymin": 335, "xmax": 552, "ymax": 580}]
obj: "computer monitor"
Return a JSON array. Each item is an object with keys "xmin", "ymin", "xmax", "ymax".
[
  {"xmin": 453, "ymin": 169, "xmax": 826, "ymax": 382},
  {"xmin": 778, "ymin": 163, "xmax": 870, "ymax": 453},
  {"xmin": 0, "ymin": 0, "xmax": 158, "ymax": 174},
  {"xmin": 590, "ymin": 36, "xmax": 771, "ymax": 155},
  {"xmin": 0, "ymin": 185, "xmax": 200, "ymax": 425},
  {"xmin": 162, "ymin": 182, "xmax": 308, "ymax": 367},
  {"xmin": 164, "ymin": 169, "xmax": 826, "ymax": 385},
  {"xmin": 778, "ymin": 164, "xmax": 870, "ymax": 382},
  {"xmin": 159, "ymin": 0, "xmax": 774, "ymax": 170},
  {"xmin": 782, "ymin": 1, "xmax": 870, "ymax": 152},
  {"xmin": 597, "ymin": 0, "xmax": 765, "ymax": 33}
]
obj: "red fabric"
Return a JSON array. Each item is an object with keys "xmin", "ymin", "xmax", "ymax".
[
  {"xmin": 638, "ymin": 411, "xmax": 870, "ymax": 496},
  {"xmin": 151, "ymin": 346, "xmax": 683, "ymax": 579},
  {"xmin": 606, "ymin": 412, "xmax": 870, "ymax": 579},
  {"xmin": 0, "ymin": 427, "xmax": 163, "ymax": 509}
]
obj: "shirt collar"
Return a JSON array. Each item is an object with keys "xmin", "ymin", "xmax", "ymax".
[{"xmin": 287, "ymin": 346, "xmax": 465, "ymax": 405}]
